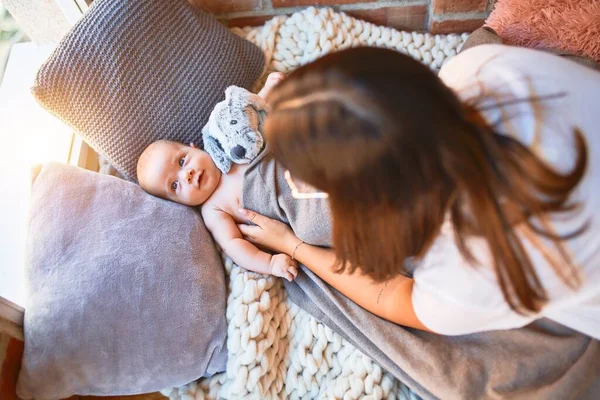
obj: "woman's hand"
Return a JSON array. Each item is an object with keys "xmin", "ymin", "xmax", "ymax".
[{"xmin": 237, "ymin": 209, "xmax": 300, "ymax": 255}]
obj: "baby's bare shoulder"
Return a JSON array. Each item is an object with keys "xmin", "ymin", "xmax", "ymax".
[
  {"xmin": 200, "ymin": 201, "xmax": 241, "ymax": 243},
  {"xmin": 202, "ymin": 192, "xmax": 238, "ymax": 221},
  {"xmin": 201, "ymin": 197, "xmax": 225, "ymax": 219}
]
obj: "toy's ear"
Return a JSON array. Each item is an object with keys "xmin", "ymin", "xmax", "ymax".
[
  {"xmin": 245, "ymin": 91, "xmax": 267, "ymax": 132},
  {"xmin": 257, "ymin": 108, "xmax": 267, "ymax": 133},
  {"xmin": 225, "ymin": 85, "xmax": 241, "ymax": 99},
  {"xmin": 226, "ymin": 85, "xmax": 267, "ymax": 112},
  {"xmin": 247, "ymin": 92, "xmax": 267, "ymax": 113},
  {"xmin": 224, "ymin": 85, "xmax": 252, "ymax": 105},
  {"xmin": 202, "ymin": 125, "xmax": 231, "ymax": 174}
]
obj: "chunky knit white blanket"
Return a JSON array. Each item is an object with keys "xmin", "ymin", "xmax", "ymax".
[
  {"xmin": 159, "ymin": 7, "xmax": 467, "ymax": 400},
  {"xmin": 237, "ymin": 6, "xmax": 467, "ymax": 74}
]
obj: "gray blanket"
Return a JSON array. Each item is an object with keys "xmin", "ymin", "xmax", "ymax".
[
  {"xmin": 243, "ymin": 150, "xmax": 600, "ymax": 399},
  {"xmin": 242, "ymin": 150, "xmax": 332, "ymax": 247}
]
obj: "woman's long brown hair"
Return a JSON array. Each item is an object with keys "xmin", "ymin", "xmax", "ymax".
[{"xmin": 265, "ymin": 47, "xmax": 587, "ymax": 314}]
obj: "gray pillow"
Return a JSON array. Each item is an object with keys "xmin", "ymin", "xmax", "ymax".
[
  {"xmin": 17, "ymin": 163, "xmax": 228, "ymax": 399},
  {"xmin": 32, "ymin": 0, "xmax": 265, "ymax": 181}
]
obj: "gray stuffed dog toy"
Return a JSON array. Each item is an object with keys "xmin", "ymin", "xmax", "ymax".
[{"xmin": 202, "ymin": 86, "xmax": 267, "ymax": 174}]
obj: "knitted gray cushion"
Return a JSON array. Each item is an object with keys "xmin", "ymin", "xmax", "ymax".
[
  {"xmin": 17, "ymin": 163, "xmax": 228, "ymax": 399},
  {"xmin": 32, "ymin": 0, "xmax": 265, "ymax": 181}
]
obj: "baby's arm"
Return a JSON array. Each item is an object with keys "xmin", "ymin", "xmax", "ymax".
[{"xmin": 203, "ymin": 207, "xmax": 297, "ymax": 281}]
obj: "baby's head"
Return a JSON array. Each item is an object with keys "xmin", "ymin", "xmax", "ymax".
[{"xmin": 137, "ymin": 140, "xmax": 221, "ymax": 206}]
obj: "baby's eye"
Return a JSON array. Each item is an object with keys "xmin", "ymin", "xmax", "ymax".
[
  {"xmin": 179, "ymin": 157, "xmax": 185, "ymax": 167},
  {"xmin": 171, "ymin": 181, "xmax": 178, "ymax": 192},
  {"xmin": 230, "ymin": 120, "xmax": 237, "ymax": 125}
]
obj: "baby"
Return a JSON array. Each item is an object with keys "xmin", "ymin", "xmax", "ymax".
[{"xmin": 136, "ymin": 73, "xmax": 298, "ymax": 281}]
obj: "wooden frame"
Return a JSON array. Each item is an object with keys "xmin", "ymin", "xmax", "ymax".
[
  {"xmin": 0, "ymin": 297, "xmax": 24, "ymax": 331},
  {"xmin": 55, "ymin": 0, "xmax": 89, "ymax": 25}
]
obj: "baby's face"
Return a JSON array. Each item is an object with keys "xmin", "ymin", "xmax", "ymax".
[{"xmin": 139, "ymin": 141, "xmax": 221, "ymax": 206}]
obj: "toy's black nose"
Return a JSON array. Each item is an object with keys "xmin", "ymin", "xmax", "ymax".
[{"xmin": 231, "ymin": 145, "xmax": 246, "ymax": 159}]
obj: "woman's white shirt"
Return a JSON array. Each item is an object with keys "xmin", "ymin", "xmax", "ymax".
[{"xmin": 412, "ymin": 45, "xmax": 600, "ymax": 339}]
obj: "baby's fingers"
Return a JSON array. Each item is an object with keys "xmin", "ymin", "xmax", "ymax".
[
  {"xmin": 284, "ymin": 272, "xmax": 295, "ymax": 282},
  {"xmin": 287, "ymin": 266, "xmax": 298, "ymax": 279}
]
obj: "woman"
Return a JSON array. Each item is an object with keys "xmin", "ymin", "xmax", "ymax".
[{"xmin": 238, "ymin": 45, "xmax": 600, "ymax": 339}]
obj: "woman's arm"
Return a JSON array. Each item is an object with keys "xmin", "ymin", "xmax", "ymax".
[
  {"xmin": 292, "ymin": 242, "xmax": 429, "ymax": 330},
  {"xmin": 237, "ymin": 209, "xmax": 430, "ymax": 331}
]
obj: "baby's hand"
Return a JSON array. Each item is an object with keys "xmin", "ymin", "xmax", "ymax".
[
  {"xmin": 257, "ymin": 72, "xmax": 285, "ymax": 99},
  {"xmin": 270, "ymin": 253, "xmax": 298, "ymax": 282}
]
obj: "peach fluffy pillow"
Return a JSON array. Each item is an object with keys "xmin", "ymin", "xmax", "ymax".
[{"xmin": 485, "ymin": 0, "xmax": 600, "ymax": 63}]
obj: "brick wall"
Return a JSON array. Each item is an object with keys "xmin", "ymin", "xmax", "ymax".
[{"xmin": 191, "ymin": 0, "xmax": 496, "ymax": 33}]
